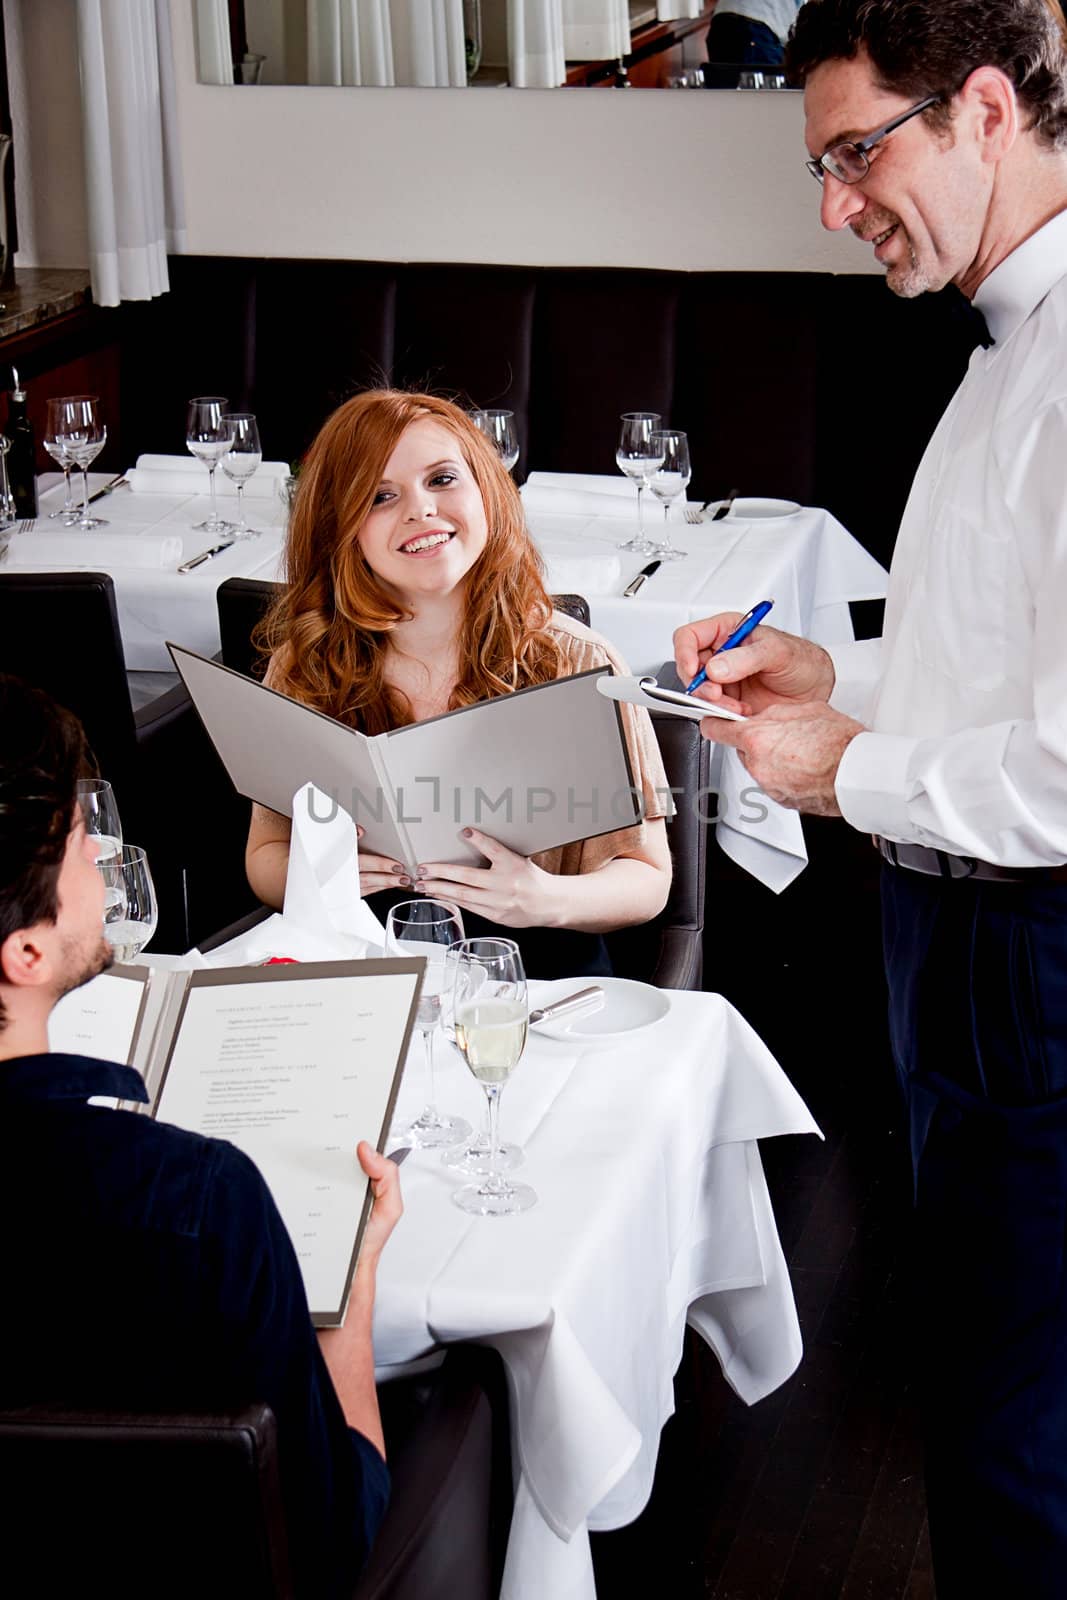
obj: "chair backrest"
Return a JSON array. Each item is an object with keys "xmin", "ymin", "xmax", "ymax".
[
  {"xmin": 0, "ymin": 572, "xmax": 138, "ymax": 804},
  {"xmin": 0, "ymin": 1402, "xmax": 292, "ymax": 1598}
]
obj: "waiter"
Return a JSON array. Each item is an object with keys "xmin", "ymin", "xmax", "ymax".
[{"xmin": 675, "ymin": 2, "xmax": 1067, "ymax": 1594}]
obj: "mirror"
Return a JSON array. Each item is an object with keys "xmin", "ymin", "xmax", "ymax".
[{"xmin": 195, "ymin": 0, "xmax": 801, "ymax": 90}]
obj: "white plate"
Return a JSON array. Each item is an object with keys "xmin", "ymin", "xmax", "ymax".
[
  {"xmin": 532, "ymin": 976, "xmax": 671, "ymax": 1044},
  {"xmin": 725, "ymin": 497, "xmax": 801, "ymax": 519}
]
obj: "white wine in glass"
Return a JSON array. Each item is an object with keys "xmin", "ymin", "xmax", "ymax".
[
  {"xmin": 104, "ymin": 845, "xmax": 158, "ymax": 961},
  {"xmin": 450, "ymin": 938, "xmax": 537, "ymax": 1216}
]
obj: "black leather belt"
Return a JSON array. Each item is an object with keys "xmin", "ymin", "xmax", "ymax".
[{"xmin": 874, "ymin": 836, "xmax": 1067, "ymax": 884}]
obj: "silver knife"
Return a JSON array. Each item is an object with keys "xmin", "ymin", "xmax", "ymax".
[
  {"xmin": 387, "ymin": 1147, "xmax": 412, "ymax": 1166},
  {"xmin": 529, "ymin": 986, "xmax": 605, "ymax": 1026},
  {"xmin": 86, "ymin": 474, "xmax": 129, "ymax": 505},
  {"xmin": 178, "ymin": 539, "xmax": 235, "ymax": 573},
  {"xmin": 623, "ymin": 560, "xmax": 662, "ymax": 598}
]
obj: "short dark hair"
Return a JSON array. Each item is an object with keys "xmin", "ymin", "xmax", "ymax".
[
  {"xmin": 786, "ymin": 0, "xmax": 1067, "ymax": 149},
  {"xmin": 0, "ymin": 677, "xmax": 89, "ymax": 1020}
]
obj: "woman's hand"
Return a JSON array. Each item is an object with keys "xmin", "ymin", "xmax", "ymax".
[
  {"xmin": 415, "ymin": 827, "xmax": 562, "ymax": 928},
  {"xmin": 355, "ymin": 825, "xmax": 412, "ymax": 897}
]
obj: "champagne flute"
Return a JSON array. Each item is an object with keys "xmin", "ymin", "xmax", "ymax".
[
  {"xmin": 472, "ymin": 409, "xmax": 519, "ymax": 472},
  {"xmin": 386, "ymin": 899, "xmax": 472, "ymax": 1149},
  {"xmin": 220, "ymin": 412, "xmax": 263, "ymax": 538},
  {"xmin": 55, "ymin": 396, "xmax": 108, "ymax": 530},
  {"xmin": 185, "ymin": 397, "xmax": 237, "ymax": 535},
  {"xmin": 450, "ymin": 938, "xmax": 537, "ymax": 1216},
  {"xmin": 442, "ymin": 936, "xmax": 524, "ymax": 1175},
  {"xmin": 104, "ymin": 845, "xmax": 158, "ymax": 962},
  {"xmin": 44, "ymin": 397, "xmax": 81, "ymax": 522},
  {"xmin": 616, "ymin": 412, "xmax": 664, "ymax": 554},
  {"xmin": 648, "ymin": 430, "xmax": 691, "ymax": 561}
]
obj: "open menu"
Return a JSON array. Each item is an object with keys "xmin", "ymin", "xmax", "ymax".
[
  {"xmin": 48, "ymin": 958, "xmax": 424, "ymax": 1325},
  {"xmin": 168, "ymin": 644, "xmax": 641, "ymax": 870}
]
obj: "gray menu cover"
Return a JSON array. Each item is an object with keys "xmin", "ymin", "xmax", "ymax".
[{"xmin": 168, "ymin": 644, "xmax": 640, "ymax": 868}]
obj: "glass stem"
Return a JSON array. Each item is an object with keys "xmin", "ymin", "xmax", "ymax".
[
  {"xmin": 208, "ymin": 463, "xmax": 219, "ymax": 526},
  {"xmin": 636, "ymin": 482, "xmax": 646, "ymax": 538},
  {"xmin": 236, "ymin": 481, "xmax": 245, "ymax": 529},
  {"xmin": 63, "ymin": 466, "xmax": 74, "ymax": 512},
  {"xmin": 80, "ymin": 467, "xmax": 91, "ymax": 526},
  {"xmin": 483, "ymin": 1086, "xmax": 505, "ymax": 1193},
  {"xmin": 422, "ymin": 1028, "xmax": 439, "ymax": 1121}
]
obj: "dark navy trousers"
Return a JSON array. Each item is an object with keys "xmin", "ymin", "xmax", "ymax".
[{"xmin": 882, "ymin": 864, "xmax": 1067, "ymax": 1597}]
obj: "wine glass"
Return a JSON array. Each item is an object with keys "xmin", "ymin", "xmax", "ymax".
[
  {"xmin": 44, "ymin": 398, "xmax": 81, "ymax": 522},
  {"xmin": 104, "ymin": 845, "xmax": 158, "ymax": 962},
  {"xmin": 185, "ymin": 397, "xmax": 237, "ymax": 535},
  {"xmin": 472, "ymin": 410, "xmax": 519, "ymax": 472},
  {"xmin": 616, "ymin": 412, "xmax": 664, "ymax": 554},
  {"xmin": 649, "ymin": 430, "xmax": 691, "ymax": 561},
  {"xmin": 449, "ymin": 938, "xmax": 537, "ymax": 1216},
  {"xmin": 55, "ymin": 396, "xmax": 108, "ymax": 530},
  {"xmin": 386, "ymin": 899, "xmax": 472, "ymax": 1150},
  {"xmin": 76, "ymin": 778, "xmax": 123, "ymax": 864},
  {"xmin": 441, "ymin": 937, "xmax": 524, "ymax": 1175},
  {"xmin": 220, "ymin": 412, "xmax": 263, "ymax": 538},
  {"xmin": 0, "ymin": 438, "xmax": 15, "ymax": 527}
]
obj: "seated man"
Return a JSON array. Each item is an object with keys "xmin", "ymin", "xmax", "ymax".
[
  {"xmin": 704, "ymin": 1, "xmax": 802, "ymax": 85},
  {"xmin": 0, "ymin": 674, "xmax": 400, "ymax": 1597}
]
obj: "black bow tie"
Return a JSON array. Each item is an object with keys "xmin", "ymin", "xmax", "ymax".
[{"xmin": 946, "ymin": 287, "xmax": 995, "ymax": 349}]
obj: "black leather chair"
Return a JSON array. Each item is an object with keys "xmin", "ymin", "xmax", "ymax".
[
  {"xmin": 0, "ymin": 571, "xmax": 198, "ymax": 951},
  {"xmin": 0, "ymin": 1346, "xmax": 511, "ymax": 1600}
]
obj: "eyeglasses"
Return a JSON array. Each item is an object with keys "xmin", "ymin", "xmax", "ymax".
[{"xmin": 805, "ymin": 94, "xmax": 942, "ymax": 185}]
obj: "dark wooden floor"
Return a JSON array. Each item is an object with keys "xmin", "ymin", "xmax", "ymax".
[{"xmin": 592, "ymin": 818, "xmax": 936, "ymax": 1599}]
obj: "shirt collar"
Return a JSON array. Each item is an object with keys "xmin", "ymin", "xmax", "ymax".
[
  {"xmin": 0, "ymin": 1053, "xmax": 149, "ymax": 1106},
  {"xmin": 973, "ymin": 206, "xmax": 1067, "ymax": 348}
]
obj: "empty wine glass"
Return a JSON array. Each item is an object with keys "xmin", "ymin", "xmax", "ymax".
[
  {"xmin": 449, "ymin": 938, "xmax": 536, "ymax": 1216},
  {"xmin": 0, "ymin": 438, "xmax": 15, "ymax": 528},
  {"xmin": 220, "ymin": 412, "xmax": 263, "ymax": 538},
  {"xmin": 76, "ymin": 778, "xmax": 123, "ymax": 865},
  {"xmin": 649, "ymin": 430, "xmax": 691, "ymax": 561},
  {"xmin": 616, "ymin": 412, "xmax": 664, "ymax": 554},
  {"xmin": 44, "ymin": 397, "xmax": 80, "ymax": 522},
  {"xmin": 55, "ymin": 396, "xmax": 108, "ymax": 530},
  {"xmin": 104, "ymin": 845, "xmax": 158, "ymax": 962},
  {"xmin": 185, "ymin": 397, "xmax": 237, "ymax": 535},
  {"xmin": 472, "ymin": 410, "xmax": 519, "ymax": 472},
  {"xmin": 386, "ymin": 899, "xmax": 472, "ymax": 1150}
]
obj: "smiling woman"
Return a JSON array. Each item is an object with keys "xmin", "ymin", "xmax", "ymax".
[{"xmin": 244, "ymin": 389, "xmax": 673, "ymax": 977}]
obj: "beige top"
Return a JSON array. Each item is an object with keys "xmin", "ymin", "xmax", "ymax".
[{"xmin": 531, "ymin": 611, "xmax": 672, "ymax": 878}]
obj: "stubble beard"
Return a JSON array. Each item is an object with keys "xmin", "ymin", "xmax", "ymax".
[{"xmin": 56, "ymin": 932, "xmax": 114, "ymax": 1005}]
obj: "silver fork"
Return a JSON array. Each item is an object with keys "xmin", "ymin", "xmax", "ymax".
[{"xmin": 683, "ymin": 505, "xmax": 706, "ymax": 525}]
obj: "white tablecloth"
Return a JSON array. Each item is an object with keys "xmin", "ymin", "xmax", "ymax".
[
  {"xmin": 371, "ymin": 981, "xmax": 821, "ymax": 1600},
  {"xmin": 11, "ymin": 472, "xmax": 288, "ymax": 672},
  {"xmin": 523, "ymin": 483, "xmax": 889, "ymax": 892}
]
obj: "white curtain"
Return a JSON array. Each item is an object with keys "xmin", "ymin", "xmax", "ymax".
[
  {"xmin": 389, "ymin": 0, "xmax": 467, "ymax": 86},
  {"xmin": 194, "ymin": 0, "xmax": 233, "ymax": 83},
  {"xmin": 307, "ymin": 0, "xmax": 396, "ymax": 87},
  {"xmin": 74, "ymin": 0, "xmax": 187, "ymax": 308},
  {"xmin": 507, "ymin": 0, "xmax": 565, "ymax": 86}
]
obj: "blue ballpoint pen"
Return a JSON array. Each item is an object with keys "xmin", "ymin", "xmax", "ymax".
[{"xmin": 684, "ymin": 599, "xmax": 775, "ymax": 694}]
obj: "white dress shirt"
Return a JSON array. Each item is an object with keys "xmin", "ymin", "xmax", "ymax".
[
  {"xmin": 828, "ymin": 206, "xmax": 1067, "ymax": 866},
  {"xmin": 711, "ymin": 1, "xmax": 801, "ymax": 44}
]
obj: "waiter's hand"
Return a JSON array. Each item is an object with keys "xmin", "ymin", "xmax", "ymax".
[
  {"xmin": 674, "ymin": 614, "xmax": 836, "ymax": 714},
  {"xmin": 700, "ymin": 700, "xmax": 865, "ymax": 816}
]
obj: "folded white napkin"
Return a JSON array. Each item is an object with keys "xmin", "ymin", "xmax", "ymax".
[
  {"xmin": 714, "ymin": 749, "xmax": 808, "ymax": 894},
  {"xmin": 283, "ymin": 782, "xmax": 386, "ymax": 950},
  {"xmin": 523, "ymin": 471, "xmax": 650, "ymax": 520},
  {"xmin": 127, "ymin": 453, "xmax": 291, "ymax": 499},
  {"xmin": 539, "ymin": 543, "xmax": 624, "ymax": 599},
  {"xmin": 2, "ymin": 531, "xmax": 183, "ymax": 570}
]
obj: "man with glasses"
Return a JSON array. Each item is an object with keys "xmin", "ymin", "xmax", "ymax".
[{"xmin": 675, "ymin": 1, "xmax": 1067, "ymax": 1594}]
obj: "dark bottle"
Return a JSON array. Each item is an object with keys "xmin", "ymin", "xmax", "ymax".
[{"xmin": 7, "ymin": 366, "xmax": 38, "ymax": 518}]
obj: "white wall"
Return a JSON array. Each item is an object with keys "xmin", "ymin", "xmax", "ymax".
[{"xmin": 11, "ymin": 0, "xmax": 880, "ymax": 278}]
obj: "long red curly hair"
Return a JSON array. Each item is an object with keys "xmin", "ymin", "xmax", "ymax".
[{"xmin": 256, "ymin": 390, "xmax": 565, "ymax": 733}]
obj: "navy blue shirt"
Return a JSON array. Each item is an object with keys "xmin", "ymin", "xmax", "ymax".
[{"xmin": 0, "ymin": 1052, "xmax": 390, "ymax": 1597}]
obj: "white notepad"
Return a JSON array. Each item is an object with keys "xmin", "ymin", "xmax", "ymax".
[{"xmin": 597, "ymin": 674, "xmax": 747, "ymax": 723}]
